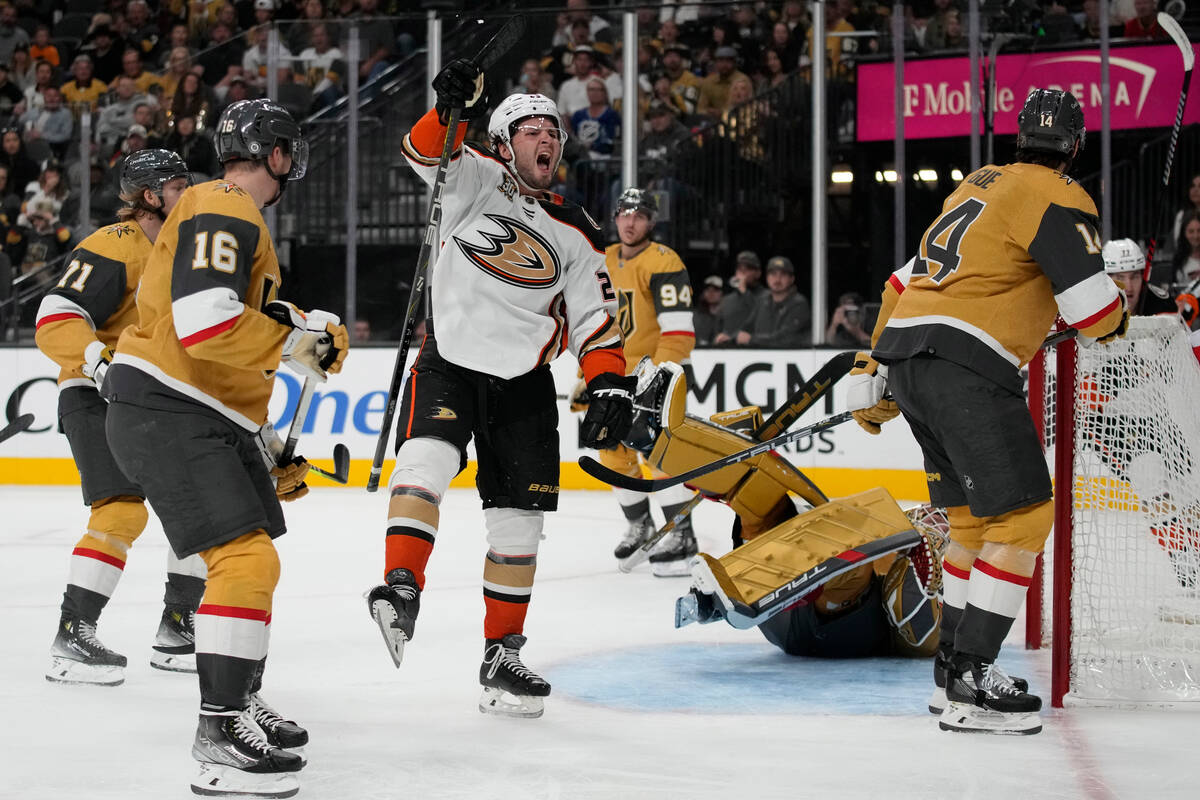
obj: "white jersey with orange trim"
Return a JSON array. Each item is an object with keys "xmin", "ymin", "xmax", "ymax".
[{"xmin": 401, "ymin": 109, "xmax": 622, "ymax": 381}]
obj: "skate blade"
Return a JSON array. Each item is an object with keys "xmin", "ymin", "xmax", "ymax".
[
  {"xmin": 151, "ymin": 650, "xmax": 198, "ymax": 673},
  {"xmin": 45, "ymin": 656, "xmax": 124, "ymax": 686},
  {"xmin": 651, "ymin": 558, "xmax": 693, "ymax": 578},
  {"xmin": 927, "ymin": 686, "xmax": 946, "ymax": 715},
  {"xmin": 191, "ymin": 762, "xmax": 299, "ymax": 798},
  {"xmin": 478, "ymin": 686, "xmax": 544, "ymax": 719},
  {"xmin": 369, "ymin": 599, "xmax": 408, "ymax": 668},
  {"xmin": 938, "ymin": 701, "xmax": 1041, "ymax": 735}
]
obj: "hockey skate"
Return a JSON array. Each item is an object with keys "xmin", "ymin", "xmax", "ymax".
[
  {"xmin": 151, "ymin": 605, "xmax": 197, "ymax": 673},
  {"xmin": 479, "ymin": 634, "xmax": 551, "ymax": 719},
  {"xmin": 366, "ymin": 568, "xmax": 420, "ymax": 668},
  {"xmin": 46, "ymin": 615, "xmax": 127, "ymax": 686},
  {"xmin": 249, "ymin": 693, "xmax": 309, "ymax": 761},
  {"xmin": 191, "ymin": 709, "xmax": 304, "ymax": 798},
  {"xmin": 648, "ymin": 527, "xmax": 698, "ymax": 578},
  {"xmin": 613, "ymin": 513, "xmax": 655, "ymax": 562},
  {"xmin": 927, "ymin": 647, "xmax": 1029, "ymax": 714},
  {"xmin": 938, "ymin": 654, "xmax": 1042, "ymax": 735}
]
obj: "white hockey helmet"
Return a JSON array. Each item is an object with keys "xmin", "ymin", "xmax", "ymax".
[
  {"xmin": 487, "ymin": 93, "xmax": 567, "ymax": 156},
  {"xmin": 1102, "ymin": 238, "xmax": 1144, "ymax": 275}
]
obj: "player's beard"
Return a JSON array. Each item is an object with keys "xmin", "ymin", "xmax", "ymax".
[{"xmin": 620, "ymin": 226, "xmax": 650, "ymax": 249}]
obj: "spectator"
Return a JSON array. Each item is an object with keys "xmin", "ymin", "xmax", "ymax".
[
  {"xmin": 768, "ymin": 22, "xmax": 801, "ymax": 72},
  {"xmin": 693, "ymin": 274, "xmax": 725, "ymax": 346},
  {"xmin": 196, "ymin": 23, "xmax": 245, "ymax": 87},
  {"xmin": 760, "ymin": 46, "xmax": 789, "ymax": 90},
  {"xmin": 95, "ymin": 75, "xmax": 150, "ymax": 151},
  {"xmin": 164, "ymin": 114, "xmax": 219, "ymax": 178},
  {"xmin": 131, "ymin": 102, "xmax": 162, "ymax": 144},
  {"xmin": 274, "ymin": 65, "xmax": 313, "ymax": 120},
  {"xmin": 9, "ymin": 44, "xmax": 33, "ymax": 92},
  {"xmin": 82, "ymin": 25, "xmax": 124, "ymax": 84},
  {"xmin": 286, "ymin": 0, "xmax": 329, "ymax": 55},
  {"xmin": 570, "ymin": 76, "xmax": 620, "ymax": 157},
  {"xmin": 0, "ymin": 4, "xmax": 29, "ymax": 66},
  {"xmin": 0, "ymin": 127, "xmax": 38, "ymax": 190},
  {"xmin": 254, "ymin": 0, "xmax": 277, "ymax": 28},
  {"xmin": 19, "ymin": 161, "xmax": 69, "ymax": 224},
  {"xmin": 826, "ymin": 291, "xmax": 873, "ymax": 347},
  {"xmin": 1174, "ymin": 211, "xmax": 1200, "ymax": 287},
  {"xmin": 20, "ymin": 59, "xmax": 53, "ymax": 113},
  {"xmin": 729, "ymin": 3, "xmax": 768, "ymax": 75},
  {"xmin": 662, "ymin": 43, "xmax": 701, "ymax": 118},
  {"xmin": 0, "ymin": 61, "xmax": 20, "ymax": 118},
  {"xmin": 9, "ymin": 195, "xmax": 70, "ymax": 299},
  {"xmin": 732, "ymin": 255, "xmax": 811, "ymax": 348},
  {"xmin": 28, "ymin": 25, "xmax": 58, "ymax": 69},
  {"xmin": 106, "ymin": 124, "xmax": 149, "ymax": 181},
  {"xmin": 351, "ymin": 0, "xmax": 396, "ymax": 84},
  {"xmin": 0, "ymin": 161, "xmax": 19, "ymax": 222},
  {"xmin": 297, "ymin": 22, "xmax": 346, "ymax": 110},
  {"xmin": 242, "ymin": 25, "xmax": 291, "ymax": 91},
  {"xmin": 1172, "ymin": 173, "xmax": 1200, "ymax": 244},
  {"xmin": 157, "ymin": 25, "xmax": 192, "ymax": 71},
  {"xmin": 780, "ymin": 0, "xmax": 808, "ymax": 35},
  {"xmin": 1040, "ymin": 2, "xmax": 1079, "ymax": 44},
  {"xmin": 697, "ymin": 46, "xmax": 750, "ymax": 118},
  {"xmin": 158, "ymin": 46, "xmax": 193, "ymax": 101},
  {"xmin": 60, "ymin": 55, "xmax": 108, "ymax": 117},
  {"xmin": 1080, "ymin": 0, "xmax": 1122, "ymax": 39},
  {"xmin": 513, "ymin": 58, "xmax": 557, "ymax": 102},
  {"xmin": 558, "ymin": 44, "xmax": 602, "ymax": 119},
  {"xmin": 713, "ymin": 250, "xmax": 766, "ymax": 343},
  {"xmin": 125, "ymin": 0, "xmax": 161, "ymax": 62},
  {"xmin": 803, "ymin": 0, "xmax": 857, "ymax": 78},
  {"xmin": 551, "ymin": 0, "xmax": 611, "ymax": 47},
  {"xmin": 119, "ymin": 48, "xmax": 162, "ymax": 96},
  {"xmin": 18, "ymin": 86, "xmax": 71, "ymax": 159},
  {"xmin": 166, "ymin": 72, "xmax": 214, "ymax": 133},
  {"xmin": 215, "ymin": 74, "xmax": 255, "ymax": 118},
  {"xmin": 656, "ymin": 19, "xmax": 682, "ymax": 52},
  {"xmin": 924, "ymin": 0, "xmax": 960, "ymax": 51},
  {"xmin": 641, "ymin": 100, "xmax": 686, "ymax": 171},
  {"xmin": 1124, "ymin": 0, "xmax": 1169, "ymax": 39},
  {"xmin": 352, "ymin": 318, "xmax": 372, "ymax": 343}
]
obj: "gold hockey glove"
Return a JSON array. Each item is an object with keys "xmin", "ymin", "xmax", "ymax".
[
  {"xmin": 271, "ymin": 456, "xmax": 310, "ymax": 502},
  {"xmin": 82, "ymin": 340, "xmax": 113, "ymax": 392},
  {"xmin": 266, "ymin": 301, "xmax": 350, "ymax": 381},
  {"xmin": 845, "ymin": 352, "xmax": 899, "ymax": 435}
]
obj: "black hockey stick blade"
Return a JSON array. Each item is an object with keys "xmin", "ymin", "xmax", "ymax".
[
  {"xmin": 581, "ymin": 411, "xmax": 856, "ymax": 492},
  {"xmin": 310, "ymin": 443, "xmax": 351, "ymax": 485},
  {"xmin": 0, "ymin": 413, "xmax": 34, "ymax": 444}
]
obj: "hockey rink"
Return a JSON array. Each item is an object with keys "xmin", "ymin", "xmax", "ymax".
[{"xmin": 2, "ymin": 484, "xmax": 1197, "ymax": 800}]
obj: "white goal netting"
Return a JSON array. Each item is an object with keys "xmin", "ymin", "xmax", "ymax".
[{"xmin": 1043, "ymin": 315, "xmax": 1200, "ymax": 704}]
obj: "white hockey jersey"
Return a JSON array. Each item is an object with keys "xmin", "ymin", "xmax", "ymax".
[{"xmin": 401, "ymin": 109, "xmax": 623, "ymax": 382}]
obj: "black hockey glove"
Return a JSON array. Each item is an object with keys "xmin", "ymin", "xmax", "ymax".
[
  {"xmin": 433, "ymin": 58, "xmax": 488, "ymax": 123},
  {"xmin": 579, "ymin": 372, "xmax": 637, "ymax": 449}
]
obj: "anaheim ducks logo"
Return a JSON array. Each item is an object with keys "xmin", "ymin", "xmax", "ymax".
[
  {"xmin": 454, "ymin": 214, "xmax": 561, "ymax": 289},
  {"xmin": 429, "ymin": 406, "xmax": 457, "ymax": 420}
]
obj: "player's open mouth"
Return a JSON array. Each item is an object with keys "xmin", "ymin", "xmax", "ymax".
[{"xmin": 536, "ymin": 152, "xmax": 552, "ymax": 170}]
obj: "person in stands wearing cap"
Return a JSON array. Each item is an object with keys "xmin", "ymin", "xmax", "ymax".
[
  {"xmin": 60, "ymin": 55, "xmax": 107, "ymax": 117},
  {"xmin": 82, "ymin": 23, "xmax": 125, "ymax": 84},
  {"xmin": 730, "ymin": 255, "xmax": 811, "ymax": 348},
  {"xmin": 661, "ymin": 42, "xmax": 701, "ymax": 117},
  {"xmin": 694, "ymin": 275, "xmax": 726, "ymax": 346},
  {"xmin": 697, "ymin": 45, "xmax": 750, "ymax": 118},
  {"xmin": 713, "ymin": 250, "xmax": 765, "ymax": 344}
]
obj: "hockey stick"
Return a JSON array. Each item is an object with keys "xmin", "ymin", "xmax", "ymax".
[
  {"xmin": 0, "ymin": 413, "xmax": 34, "ymax": 445},
  {"xmin": 616, "ymin": 351, "xmax": 856, "ymax": 572},
  {"xmin": 580, "ymin": 410, "xmax": 856, "ymax": 493},
  {"xmin": 281, "ymin": 371, "xmax": 351, "ymax": 485},
  {"xmin": 1137, "ymin": 12, "xmax": 1194, "ymax": 315},
  {"xmin": 366, "ymin": 14, "xmax": 528, "ymax": 493}
]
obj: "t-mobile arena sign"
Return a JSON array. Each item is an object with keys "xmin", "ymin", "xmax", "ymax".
[{"xmin": 856, "ymin": 42, "xmax": 1200, "ymax": 142}]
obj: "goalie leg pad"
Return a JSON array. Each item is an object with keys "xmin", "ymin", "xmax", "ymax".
[{"xmin": 883, "ymin": 555, "xmax": 942, "ymax": 657}]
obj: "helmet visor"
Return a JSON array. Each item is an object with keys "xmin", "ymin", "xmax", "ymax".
[{"xmin": 287, "ymin": 137, "xmax": 308, "ymax": 180}]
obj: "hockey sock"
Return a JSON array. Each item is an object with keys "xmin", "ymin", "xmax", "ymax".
[
  {"xmin": 940, "ymin": 542, "xmax": 976, "ymax": 651},
  {"xmin": 955, "ymin": 542, "xmax": 1037, "ymax": 660},
  {"xmin": 164, "ymin": 549, "xmax": 207, "ymax": 610},
  {"xmin": 196, "ymin": 530, "xmax": 278, "ymax": 710},
  {"xmin": 384, "ymin": 487, "xmax": 440, "ymax": 589},
  {"xmin": 617, "ymin": 495, "xmax": 651, "ymax": 522},
  {"xmin": 482, "ymin": 508, "xmax": 542, "ymax": 640},
  {"xmin": 61, "ymin": 496, "xmax": 148, "ymax": 621}
]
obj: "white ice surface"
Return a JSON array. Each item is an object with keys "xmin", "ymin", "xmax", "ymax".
[{"xmin": 2, "ymin": 485, "xmax": 1197, "ymax": 800}]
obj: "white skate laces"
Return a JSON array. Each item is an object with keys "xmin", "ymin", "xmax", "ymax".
[{"xmin": 484, "ymin": 641, "xmax": 537, "ymax": 682}]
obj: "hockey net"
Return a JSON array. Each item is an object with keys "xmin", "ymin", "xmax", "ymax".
[{"xmin": 1029, "ymin": 315, "xmax": 1200, "ymax": 707}]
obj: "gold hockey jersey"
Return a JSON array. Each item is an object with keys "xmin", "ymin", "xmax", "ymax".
[
  {"xmin": 105, "ymin": 180, "xmax": 290, "ymax": 431},
  {"xmin": 872, "ymin": 162, "xmax": 1124, "ymax": 393},
  {"xmin": 35, "ymin": 221, "xmax": 151, "ymax": 388},
  {"xmin": 604, "ymin": 241, "xmax": 695, "ymax": 373}
]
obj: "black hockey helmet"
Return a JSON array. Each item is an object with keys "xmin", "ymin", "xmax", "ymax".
[
  {"xmin": 215, "ymin": 98, "xmax": 308, "ymax": 180},
  {"xmin": 119, "ymin": 148, "xmax": 191, "ymax": 199},
  {"xmin": 1016, "ymin": 88, "xmax": 1085, "ymax": 158},
  {"xmin": 614, "ymin": 187, "xmax": 657, "ymax": 220}
]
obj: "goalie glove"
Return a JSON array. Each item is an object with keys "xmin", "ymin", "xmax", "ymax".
[
  {"xmin": 82, "ymin": 340, "xmax": 113, "ymax": 392},
  {"xmin": 579, "ymin": 372, "xmax": 636, "ymax": 449},
  {"xmin": 844, "ymin": 351, "xmax": 899, "ymax": 435},
  {"xmin": 264, "ymin": 300, "xmax": 349, "ymax": 381},
  {"xmin": 432, "ymin": 58, "xmax": 488, "ymax": 123}
]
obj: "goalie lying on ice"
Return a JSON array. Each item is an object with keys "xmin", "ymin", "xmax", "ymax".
[{"xmin": 623, "ymin": 361, "xmax": 947, "ymax": 659}]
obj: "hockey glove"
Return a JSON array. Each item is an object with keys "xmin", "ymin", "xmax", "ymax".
[
  {"xmin": 579, "ymin": 372, "xmax": 637, "ymax": 449},
  {"xmin": 265, "ymin": 301, "xmax": 349, "ymax": 381},
  {"xmin": 568, "ymin": 378, "xmax": 590, "ymax": 413},
  {"xmin": 845, "ymin": 351, "xmax": 900, "ymax": 436},
  {"xmin": 82, "ymin": 340, "xmax": 113, "ymax": 392},
  {"xmin": 271, "ymin": 456, "xmax": 310, "ymax": 502},
  {"xmin": 432, "ymin": 58, "xmax": 487, "ymax": 123},
  {"xmin": 1080, "ymin": 295, "xmax": 1130, "ymax": 348}
]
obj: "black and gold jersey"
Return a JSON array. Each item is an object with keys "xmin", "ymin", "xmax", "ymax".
[
  {"xmin": 35, "ymin": 221, "xmax": 151, "ymax": 388},
  {"xmin": 872, "ymin": 162, "xmax": 1124, "ymax": 393},
  {"xmin": 604, "ymin": 241, "xmax": 695, "ymax": 372},
  {"xmin": 105, "ymin": 180, "xmax": 290, "ymax": 431}
]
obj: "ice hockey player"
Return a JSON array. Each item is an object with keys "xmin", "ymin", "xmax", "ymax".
[
  {"xmin": 366, "ymin": 61, "xmax": 633, "ymax": 719},
  {"xmin": 103, "ymin": 99, "xmax": 348, "ymax": 797},
  {"xmin": 847, "ymin": 88, "xmax": 1129, "ymax": 735},
  {"xmin": 571, "ymin": 186, "xmax": 697, "ymax": 575},
  {"xmin": 36, "ymin": 149, "xmax": 206, "ymax": 686}
]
